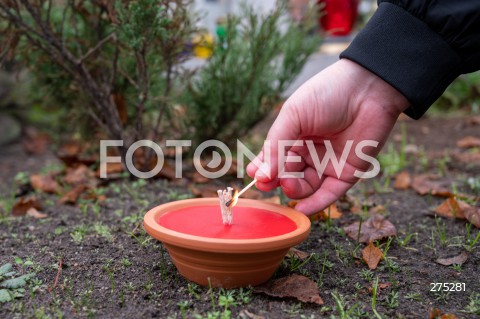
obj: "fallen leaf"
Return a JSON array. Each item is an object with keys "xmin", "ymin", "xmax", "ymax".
[
  {"xmin": 254, "ymin": 274, "xmax": 323, "ymax": 305},
  {"xmin": 11, "ymin": 196, "xmax": 42, "ymax": 216},
  {"xmin": 312, "ymin": 203, "xmax": 343, "ymax": 221},
  {"xmin": 367, "ymin": 282, "xmax": 392, "ymax": 293},
  {"xmin": 362, "ymin": 242, "xmax": 383, "ymax": 270},
  {"xmin": 64, "ymin": 164, "xmax": 96, "ymax": 186},
  {"xmin": 457, "ymin": 136, "xmax": 480, "ymax": 148},
  {"xmin": 191, "ymin": 171, "xmax": 209, "ymax": 184},
  {"xmin": 434, "ymin": 197, "xmax": 467, "ymax": 219},
  {"xmin": 464, "ymin": 206, "xmax": 480, "ymax": 228},
  {"xmin": 22, "ymin": 128, "xmax": 50, "ymax": 155},
  {"xmin": 156, "ymin": 161, "xmax": 177, "ymax": 180},
  {"xmin": 260, "ymin": 196, "xmax": 281, "ymax": 205},
  {"xmin": 95, "ymin": 162, "xmax": 124, "ymax": 177},
  {"xmin": 56, "ymin": 140, "xmax": 82, "ymax": 166},
  {"xmin": 434, "ymin": 198, "xmax": 480, "ymax": 228},
  {"xmin": 30, "ymin": 174, "xmax": 60, "ymax": 194},
  {"xmin": 57, "ymin": 185, "xmax": 89, "ymax": 205},
  {"xmin": 287, "ymin": 247, "xmax": 310, "ymax": 260},
  {"xmin": 411, "ymin": 174, "xmax": 452, "ymax": 197},
  {"xmin": 429, "ymin": 308, "xmax": 459, "ymax": 319},
  {"xmin": 453, "ymin": 151, "xmax": 480, "ymax": 165},
  {"xmin": 287, "ymin": 200, "xmax": 298, "ymax": 208},
  {"xmin": 393, "ymin": 171, "xmax": 411, "ymax": 190},
  {"xmin": 343, "ymin": 215, "xmax": 397, "ymax": 243},
  {"xmin": 378, "ymin": 282, "xmax": 392, "ymax": 289},
  {"xmin": 436, "ymin": 251, "xmax": 469, "ymax": 266},
  {"xmin": 26, "ymin": 207, "xmax": 47, "ymax": 219}
]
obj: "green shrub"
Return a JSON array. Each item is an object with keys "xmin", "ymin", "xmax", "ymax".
[{"xmin": 185, "ymin": 3, "xmax": 321, "ymax": 146}]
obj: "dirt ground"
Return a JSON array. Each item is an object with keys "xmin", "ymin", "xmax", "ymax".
[{"xmin": 0, "ymin": 114, "xmax": 479, "ymax": 318}]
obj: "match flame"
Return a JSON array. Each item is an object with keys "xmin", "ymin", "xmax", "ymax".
[{"xmin": 230, "ymin": 189, "xmax": 239, "ymax": 207}]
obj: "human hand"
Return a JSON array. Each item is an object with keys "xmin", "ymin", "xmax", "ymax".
[{"xmin": 246, "ymin": 59, "xmax": 409, "ymax": 215}]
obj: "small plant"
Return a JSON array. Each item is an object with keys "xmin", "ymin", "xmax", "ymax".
[
  {"xmin": 463, "ymin": 292, "xmax": 480, "ymax": 315},
  {"xmin": 464, "ymin": 223, "xmax": 480, "ymax": 252},
  {"xmin": 358, "ymin": 269, "xmax": 374, "ymax": 282},
  {"xmin": 371, "ymin": 277, "xmax": 382, "ymax": 319},
  {"xmin": 404, "ymin": 292, "xmax": 422, "ymax": 301},
  {"xmin": 331, "ymin": 291, "xmax": 366, "ymax": 319},
  {"xmin": 121, "ymin": 258, "xmax": 132, "ymax": 267},
  {"xmin": 396, "ymin": 225, "xmax": 417, "ymax": 247},
  {"xmin": 435, "ymin": 216, "xmax": 448, "ymax": 247},
  {"xmin": 93, "ymin": 222, "xmax": 114, "ymax": 241},
  {"xmin": 383, "ymin": 290, "xmax": 399, "ymax": 309},
  {"xmin": 0, "ymin": 263, "xmax": 36, "ymax": 303},
  {"xmin": 378, "ymin": 123, "xmax": 408, "ymax": 177},
  {"xmin": 178, "ymin": 300, "xmax": 190, "ymax": 319}
]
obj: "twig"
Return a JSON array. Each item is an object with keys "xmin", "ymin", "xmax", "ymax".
[
  {"xmin": 48, "ymin": 258, "xmax": 62, "ymax": 293},
  {"xmin": 78, "ymin": 33, "xmax": 115, "ymax": 64}
]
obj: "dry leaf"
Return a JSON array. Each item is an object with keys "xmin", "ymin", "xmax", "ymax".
[
  {"xmin": 436, "ymin": 251, "xmax": 469, "ymax": 266},
  {"xmin": 453, "ymin": 151, "xmax": 480, "ymax": 164},
  {"xmin": 30, "ymin": 174, "xmax": 60, "ymax": 194},
  {"xmin": 434, "ymin": 197, "xmax": 467, "ymax": 219},
  {"xmin": 311, "ymin": 203, "xmax": 343, "ymax": 221},
  {"xmin": 367, "ymin": 282, "xmax": 391, "ymax": 294},
  {"xmin": 191, "ymin": 171, "xmax": 209, "ymax": 184},
  {"xmin": 95, "ymin": 162, "xmax": 124, "ymax": 177},
  {"xmin": 362, "ymin": 242, "xmax": 383, "ymax": 270},
  {"xmin": 64, "ymin": 164, "xmax": 96, "ymax": 186},
  {"xmin": 156, "ymin": 161, "xmax": 177, "ymax": 180},
  {"xmin": 393, "ymin": 171, "xmax": 411, "ymax": 190},
  {"xmin": 11, "ymin": 196, "xmax": 42, "ymax": 216},
  {"xmin": 411, "ymin": 174, "xmax": 452, "ymax": 197},
  {"xmin": 288, "ymin": 200, "xmax": 298, "ymax": 208},
  {"xmin": 58, "ymin": 185, "xmax": 89, "ymax": 205},
  {"xmin": 26, "ymin": 207, "xmax": 47, "ymax": 219},
  {"xmin": 456, "ymin": 136, "xmax": 480, "ymax": 148},
  {"xmin": 57, "ymin": 141, "xmax": 82, "ymax": 166},
  {"xmin": 254, "ymin": 274, "xmax": 323, "ymax": 305},
  {"xmin": 434, "ymin": 198, "xmax": 480, "ymax": 228},
  {"xmin": 287, "ymin": 247, "xmax": 310, "ymax": 260},
  {"xmin": 344, "ymin": 215, "xmax": 397, "ymax": 243},
  {"xmin": 22, "ymin": 128, "xmax": 50, "ymax": 155},
  {"xmin": 464, "ymin": 206, "xmax": 480, "ymax": 228},
  {"xmin": 429, "ymin": 308, "xmax": 459, "ymax": 319}
]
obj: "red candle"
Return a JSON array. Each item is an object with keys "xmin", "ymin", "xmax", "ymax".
[{"xmin": 158, "ymin": 205, "xmax": 297, "ymax": 239}]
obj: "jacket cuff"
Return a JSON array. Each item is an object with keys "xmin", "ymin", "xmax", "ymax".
[{"xmin": 340, "ymin": 3, "xmax": 463, "ymax": 119}]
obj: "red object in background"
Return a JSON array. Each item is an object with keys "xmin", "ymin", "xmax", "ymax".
[
  {"xmin": 319, "ymin": 0, "xmax": 359, "ymax": 36},
  {"xmin": 158, "ymin": 205, "xmax": 297, "ymax": 239}
]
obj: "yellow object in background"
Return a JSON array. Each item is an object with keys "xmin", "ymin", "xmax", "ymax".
[{"xmin": 192, "ymin": 32, "xmax": 214, "ymax": 58}]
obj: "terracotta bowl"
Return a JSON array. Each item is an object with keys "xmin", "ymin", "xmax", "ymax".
[{"xmin": 143, "ymin": 198, "xmax": 311, "ymax": 288}]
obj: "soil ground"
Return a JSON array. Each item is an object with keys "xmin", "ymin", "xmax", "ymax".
[{"xmin": 0, "ymin": 114, "xmax": 479, "ymax": 319}]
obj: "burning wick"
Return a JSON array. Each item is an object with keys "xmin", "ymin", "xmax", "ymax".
[
  {"xmin": 218, "ymin": 179, "xmax": 257, "ymax": 225},
  {"xmin": 217, "ymin": 187, "xmax": 237, "ymax": 225},
  {"xmin": 225, "ymin": 178, "xmax": 257, "ymax": 207}
]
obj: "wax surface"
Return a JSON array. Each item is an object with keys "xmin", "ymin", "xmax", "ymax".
[{"xmin": 158, "ymin": 205, "xmax": 297, "ymax": 239}]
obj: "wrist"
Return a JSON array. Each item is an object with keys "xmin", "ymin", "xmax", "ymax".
[{"xmin": 342, "ymin": 59, "xmax": 410, "ymax": 118}]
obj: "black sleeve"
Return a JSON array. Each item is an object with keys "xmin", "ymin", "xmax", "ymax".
[{"xmin": 340, "ymin": 1, "xmax": 480, "ymax": 119}]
